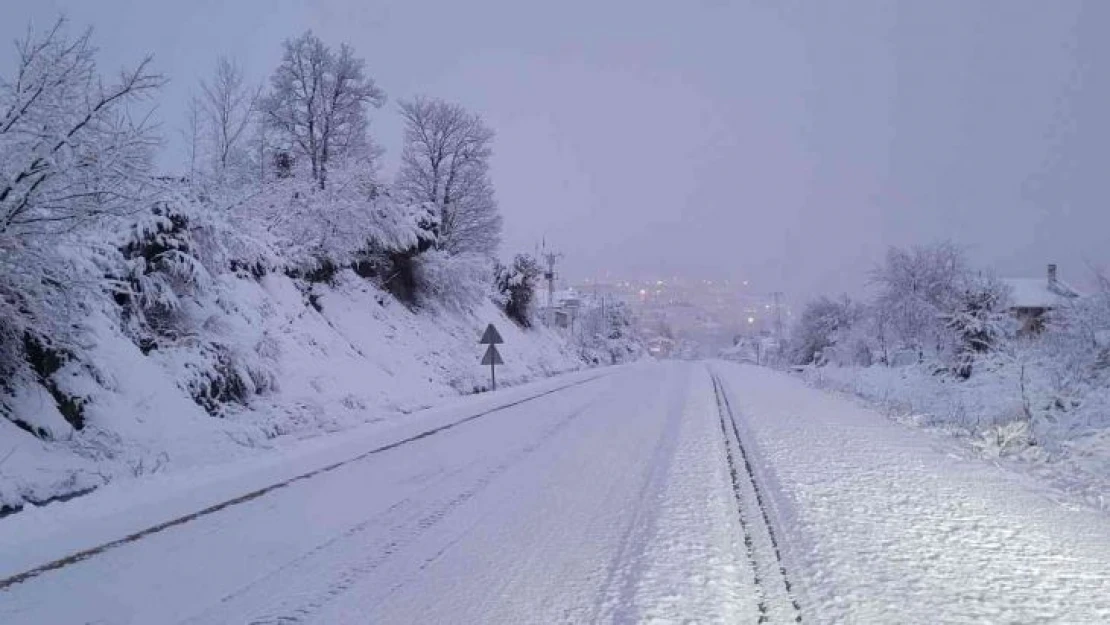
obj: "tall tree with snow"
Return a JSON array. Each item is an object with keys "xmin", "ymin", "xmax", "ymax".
[
  {"xmin": 196, "ymin": 56, "xmax": 260, "ymax": 183},
  {"xmin": 261, "ymin": 31, "xmax": 385, "ymax": 189},
  {"xmin": 396, "ymin": 96, "xmax": 502, "ymax": 256},
  {"xmin": 870, "ymin": 241, "xmax": 969, "ymax": 361}
]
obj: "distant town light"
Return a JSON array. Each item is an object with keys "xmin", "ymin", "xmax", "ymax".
[{"xmin": 747, "ymin": 316, "xmax": 755, "ymax": 324}]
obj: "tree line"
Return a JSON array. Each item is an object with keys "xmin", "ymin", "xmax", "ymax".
[
  {"xmin": 787, "ymin": 241, "xmax": 1110, "ymax": 443},
  {"xmin": 0, "ymin": 18, "xmax": 540, "ymax": 434}
]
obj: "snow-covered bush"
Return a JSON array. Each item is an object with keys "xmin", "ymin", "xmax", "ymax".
[
  {"xmin": 943, "ymin": 272, "xmax": 1014, "ymax": 378},
  {"xmin": 789, "ymin": 294, "xmax": 866, "ymax": 366},
  {"xmin": 413, "ymin": 250, "xmax": 491, "ymax": 311},
  {"xmin": 494, "ymin": 254, "xmax": 542, "ymax": 327},
  {"xmin": 573, "ymin": 301, "xmax": 646, "ymax": 365},
  {"xmin": 114, "ymin": 195, "xmax": 219, "ymax": 343}
]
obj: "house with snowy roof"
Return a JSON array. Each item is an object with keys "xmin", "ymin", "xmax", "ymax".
[{"xmin": 1003, "ymin": 264, "xmax": 1081, "ymax": 334}]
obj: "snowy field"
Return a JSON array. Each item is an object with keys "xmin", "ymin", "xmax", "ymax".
[{"xmin": 3, "ymin": 361, "xmax": 1107, "ymax": 623}]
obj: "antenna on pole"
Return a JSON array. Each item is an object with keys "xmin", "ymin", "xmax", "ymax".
[{"xmin": 539, "ymin": 238, "xmax": 563, "ymax": 325}]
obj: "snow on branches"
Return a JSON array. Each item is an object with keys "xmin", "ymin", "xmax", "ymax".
[{"xmin": 0, "ymin": 18, "xmax": 162, "ymax": 240}]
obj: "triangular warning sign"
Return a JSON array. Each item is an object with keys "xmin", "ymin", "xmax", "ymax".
[
  {"xmin": 481, "ymin": 344, "xmax": 504, "ymax": 366},
  {"xmin": 479, "ymin": 323, "xmax": 504, "ymax": 345}
]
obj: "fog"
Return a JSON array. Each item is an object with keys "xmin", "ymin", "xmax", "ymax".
[{"xmin": 4, "ymin": 0, "xmax": 1108, "ymax": 298}]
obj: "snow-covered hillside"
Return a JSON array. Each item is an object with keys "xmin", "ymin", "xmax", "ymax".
[
  {"xmin": 0, "ymin": 23, "xmax": 618, "ymax": 518},
  {"xmin": 0, "ymin": 269, "xmax": 583, "ymax": 516}
]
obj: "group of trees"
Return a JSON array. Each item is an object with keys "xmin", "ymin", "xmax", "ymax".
[
  {"xmin": 0, "ymin": 18, "xmax": 521, "ymax": 432},
  {"xmin": 790, "ymin": 242, "xmax": 1014, "ymax": 376},
  {"xmin": 789, "ymin": 242, "xmax": 1110, "ymax": 449},
  {"xmin": 789, "ymin": 242, "xmax": 1109, "ymax": 385}
]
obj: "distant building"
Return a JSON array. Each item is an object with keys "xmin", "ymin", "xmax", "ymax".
[
  {"xmin": 646, "ymin": 336, "xmax": 675, "ymax": 357},
  {"xmin": 1003, "ymin": 264, "xmax": 1081, "ymax": 334},
  {"xmin": 542, "ymin": 289, "xmax": 585, "ymax": 329}
]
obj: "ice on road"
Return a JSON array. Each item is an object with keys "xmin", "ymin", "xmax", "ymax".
[{"xmin": 1, "ymin": 361, "xmax": 1108, "ymax": 623}]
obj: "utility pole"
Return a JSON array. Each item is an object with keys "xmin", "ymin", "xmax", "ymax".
[
  {"xmin": 772, "ymin": 291, "xmax": 784, "ymax": 356},
  {"xmin": 542, "ymin": 251, "xmax": 561, "ymax": 308},
  {"xmin": 541, "ymin": 247, "xmax": 562, "ymax": 325}
]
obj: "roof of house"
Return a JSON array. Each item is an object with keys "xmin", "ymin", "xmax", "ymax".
[{"xmin": 1003, "ymin": 277, "xmax": 1080, "ymax": 309}]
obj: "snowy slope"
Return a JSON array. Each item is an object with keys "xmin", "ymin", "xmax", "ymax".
[{"xmin": 0, "ymin": 270, "xmax": 583, "ymax": 514}]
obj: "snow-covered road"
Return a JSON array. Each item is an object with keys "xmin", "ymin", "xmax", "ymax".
[{"xmin": 1, "ymin": 361, "xmax": 1108, "ymax": 623}]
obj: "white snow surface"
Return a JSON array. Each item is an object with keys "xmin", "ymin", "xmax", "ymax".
[
  {"xmin": 804, "ymin": 363, "xmax": 1110, "ymax": 512},
  {"xmin": 0, "ymin": 362, "xmax": 754, "ymax": 624},
  {"xmin": 1003, "ymin": 277, "xmax": 1079, "ymax": 308},
  {"xmin": 714, "ymin": 361, "xmax": 1110, "ymax": 623},
  {"xmin": 3, "ymin": 361, "xmax": 1107, "ymax": 623},
  {"xmin": 0, "ymin": 270, "xmax": 583, "ymax": 512}
]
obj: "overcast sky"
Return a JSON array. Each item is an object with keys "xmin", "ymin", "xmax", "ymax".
[{"xmin": 3, "ymin": 0, "xmax": 1108, "ymax": 299}]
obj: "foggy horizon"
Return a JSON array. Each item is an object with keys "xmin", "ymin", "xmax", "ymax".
[{"xmin": 6, "ymin": 0, "xmax": 1108, "ymax": 298}]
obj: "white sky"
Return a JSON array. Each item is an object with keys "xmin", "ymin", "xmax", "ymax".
[{"xmin": 3, "ymin": 0, "xmax": 1108, "ymax": 299}]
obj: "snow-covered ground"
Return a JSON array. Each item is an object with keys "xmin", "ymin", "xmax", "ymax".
[
  {"xmin": 0, "ymin": 271, "xmax": 583, "ymax": 515},
  {"xmin": 3, "ymin": 361, "xmax": 1107, "ymax": 623},
  {"xmin": 801, "ymin": 363, "xmax": 1110, "ymax": 512},
  {"xmin": 1, "ymin": 362, "xmax": 756, "ymax": 624},
  {"xmin": 715, "ymin": 361, "xmax": 1110, "ymax": 623}
]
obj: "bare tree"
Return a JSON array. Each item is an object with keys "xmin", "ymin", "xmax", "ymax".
[
  {"xmin": 261, "ymin": 31, "xmax": 385, "ymax": 189},
  {"xmin": 183, "ymin": 96, "xmax": 201, "ymax": 180},
  {"xmin": 198, "ymin": 56, "xmax": 259, "ymax": 179},
  {"xmin": 396, "ymin": 96, "xmax": 502, "ymax": 256},
  {"xmin": 0, "ymin": 17, "xmax": 163, "ymax": 239}
]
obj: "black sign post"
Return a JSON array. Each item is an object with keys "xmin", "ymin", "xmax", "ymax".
[{"xmin": 479, "ymin": 323, "xmax": 504, "ymax": 391}]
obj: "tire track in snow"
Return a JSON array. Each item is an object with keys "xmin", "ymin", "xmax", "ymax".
[
  {"xmin": 591, "ymin": 365, "xmax": 688, "ymax": 622},
  {"xmin": 0, "ymin": 373, "xmax": 609, "ymax": 592},
  {"xmin": 206, "ymin": 399, "xmax": 600, "ymax": 625},
  {"xmin": 711, "ymin": 370, "xmax": 802, "ymax": 623}
]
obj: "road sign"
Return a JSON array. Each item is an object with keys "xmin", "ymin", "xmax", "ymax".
[
  {"xmin": 479, "ymin": 324, "xmax": 504, "ymax": 390},
  {"xmin": 480, "ymin": 323, "xmax": 504, "ymax": 345},
  {"xmin": 481, "ymin": 344, "xmax": 504, "ymax": 366}
]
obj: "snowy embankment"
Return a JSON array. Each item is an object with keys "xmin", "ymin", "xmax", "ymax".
[
  {"xmin": 0, "ymin": 270, "xmax": 583, "ymax": 516},
  {"xmin": 799, "ymin": 363, "xmax": 1110, "ymax": 511},
  {"xmin": 715, "ymin": 362, "xmax": 1110, "ymax": 622}
]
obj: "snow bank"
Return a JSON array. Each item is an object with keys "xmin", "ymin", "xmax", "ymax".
[
  {"xmin": 800, "ymin": 364, "xmax": 1110, "ymax": 511},
  {"xmin": 0, "ymin": 270, "xmax": 583, "ymax": 515}
]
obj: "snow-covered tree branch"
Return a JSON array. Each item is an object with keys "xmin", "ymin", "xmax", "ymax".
[
  {"xmin": 261, "ymin": 31, "xmax": 385, "ymax": 189},
  {"xmin": 0, "ymin": 17, "xmax": 163, "ymax": 238},
  {"xmin": 397, "ymin": 96, "xmax": 502, "ymax": 256}
]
